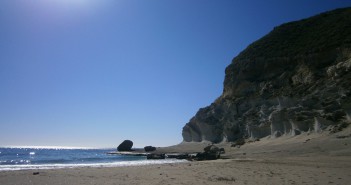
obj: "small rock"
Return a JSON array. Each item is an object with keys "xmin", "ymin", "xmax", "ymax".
[
  {"xmin": 231, "ymin": 139, "xmax": 245, "ymax": 147},
  {"xmin": 33, "ymin": 172, "xmax": 40, "ymax": 175},
  {"xmin": 144, "ymin": 146, "xmax": 157, "ymax": 152},
  {"xmin": 219, "ymin": 148, "xmax": 225, "ymax": 154},
  {"xmin": 147, "ymin": 154, "xmax": 166, "ymax": 160}
]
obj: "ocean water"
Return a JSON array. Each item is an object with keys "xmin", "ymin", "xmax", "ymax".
[{"xmin": 0, "ymin": 147, "xmax": 184, "ymax": 171}]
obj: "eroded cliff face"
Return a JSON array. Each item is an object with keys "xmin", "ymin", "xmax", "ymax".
[{"xmin": 182, "ymin": 8, "xmax": 351, "ymax": 143}]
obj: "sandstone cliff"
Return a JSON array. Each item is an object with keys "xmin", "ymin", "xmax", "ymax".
[{"xmin": 182, "ymin": 8, "xmax": 351, "ymax": 143}]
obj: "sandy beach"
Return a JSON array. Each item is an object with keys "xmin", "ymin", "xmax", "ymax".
[
  {"xmin": 1, "ymin": 156, "xmax": 350, "ymax": 185},
  {"xmin": 1, "ymin": 128, "xmax": 351, "ymax": 185}
]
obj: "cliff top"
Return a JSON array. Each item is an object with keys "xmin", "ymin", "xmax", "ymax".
[{"xmin": 234, "ymin": 7, "xmax": 351, "ymax": 62}]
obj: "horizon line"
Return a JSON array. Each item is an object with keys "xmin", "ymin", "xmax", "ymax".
[{"xmin": 0, "ymin": 145, "xmax": 116, "ymax": 150}]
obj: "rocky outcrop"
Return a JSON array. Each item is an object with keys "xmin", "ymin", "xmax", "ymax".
[
  {"xmin": 182, "ymin": 8, "xmax": 351, "ymax": 143},
  {"xmin": 195, "ymin": 145, "xmax": 221, "ymax": 160},
  {"xmin": 117, "ymin": 140, "xmax": 133, "ymax": 151},
  {"xmin": 144, "ymin": 146, "xmax": 157, "ymax": 152},
  {"xmin": 147, "ymin": 154, "xmax": 166, "ymax": 160},
  {"xmin": 204, "ymin": 145, "xmax": 220, "ymax": 153}
]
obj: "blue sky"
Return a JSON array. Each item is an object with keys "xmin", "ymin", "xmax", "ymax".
[{"xmin": 1, "ymin": 0, "xmax": 350, "ymax": 148}]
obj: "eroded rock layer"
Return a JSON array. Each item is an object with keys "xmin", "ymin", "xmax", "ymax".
[{"xmin": 182, "ymin": 8, "xmax": 351, "ymax": 143}]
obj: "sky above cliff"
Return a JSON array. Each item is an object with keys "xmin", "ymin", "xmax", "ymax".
[{"xmin": 1, "ymin": 0, "xmax": 350, "ymax": 148}]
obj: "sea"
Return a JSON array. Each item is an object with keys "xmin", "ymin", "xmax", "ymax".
[{"xmin": 0, "ymin": 147, "xmax": 184, "ymax": 171}]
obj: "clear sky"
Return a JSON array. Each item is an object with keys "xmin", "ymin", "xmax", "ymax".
[{"xmin": 1, "ymin": 0, "xmax": 350, "ymax": 148}]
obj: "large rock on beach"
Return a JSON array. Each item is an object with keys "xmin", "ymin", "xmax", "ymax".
[
  {"xmin": 195, "ymin": 145, "xmax": 221, "ymax": 161},
  {"xmin": 204, "ymin": 145, "xmax": 220, "ymax": 153},
  {"xmin": 117, "ymin": 140, "xmax": 133, "ymax": 151},
  {"xmin": 182, "ymin": 8, "xmax": 351, "ymax": 143}
]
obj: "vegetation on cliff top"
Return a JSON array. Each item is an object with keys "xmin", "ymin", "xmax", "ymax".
[{"xmin": 234, "ymin": 7, "xmax": 351, "ymax": 61}]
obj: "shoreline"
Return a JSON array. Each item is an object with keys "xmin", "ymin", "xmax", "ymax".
[
  {"xmin": 1, "ymin": 129, "xmax": 351, "ymax": 184},
  {"xmin": 0, "ymin": 158, "xmax": 187, "ymax": 172}
]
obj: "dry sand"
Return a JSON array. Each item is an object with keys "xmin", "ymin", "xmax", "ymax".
[{"xmin": 1, "ymin": 127, "xmax": 351, "ymax": 185}]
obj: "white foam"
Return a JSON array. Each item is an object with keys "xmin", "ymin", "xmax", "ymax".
[{"xmin": 0, "ymin": 159, "xmax": 187, "ymax": 171}]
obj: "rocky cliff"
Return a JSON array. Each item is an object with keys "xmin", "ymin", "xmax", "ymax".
[{"xmin": 182, "ymin": 8, "xmax": 351, "ymax": 143}]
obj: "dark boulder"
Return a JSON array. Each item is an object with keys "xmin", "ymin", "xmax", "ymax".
[
  {"xmin": 195, "ymin": 151, "xmax": 220, "ymax": 160},
  {"xmin": 194, "ymin": 145, "xmax": 221, "ymax": 160},
  {"xmin": 117, "ymin": 140, "xmax": 133, "ymax": 151},
  {"xmin": 204, "ymin": 145, "xmax": 220, "ymax": 153},
  {"xmin": 144, "ymin": 146, "xmax": 156, "ymax": 152}
]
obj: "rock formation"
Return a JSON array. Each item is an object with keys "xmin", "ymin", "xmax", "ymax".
[
  {"xmin": 195, "ymin": 145, "xmax": 221, "ymax": 160},
  {"xmin": 147, "ymin": 154, "xmax": 166, "ymax": 160},
  {"xmin": 117, "ymin": 140, "xmax": 133, "ymax": 151},
  {"xmin": 182, "ymin": 8, "xmax": 351, "ymax": 143},
  {"xmin": 144, "ymin": 146, "xmax": 157, "ymax": 152}
]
